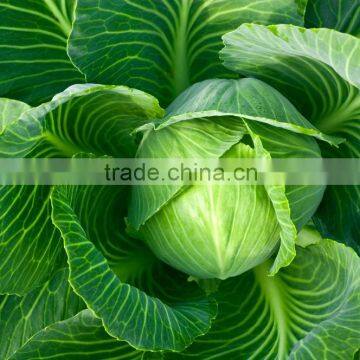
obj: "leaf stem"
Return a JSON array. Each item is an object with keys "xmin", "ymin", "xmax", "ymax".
[{"xmin": 173, "ymin": 0, "xmax": 191, "ymax": 97}]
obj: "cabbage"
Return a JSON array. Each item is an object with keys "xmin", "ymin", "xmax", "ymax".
[
  {"xmin": 139, "ymin": 143, "xmax": 280, "ymax": 279},
  {"xmin": 0, "ymin": 0, "xmax": 359, "ymax": 358}
]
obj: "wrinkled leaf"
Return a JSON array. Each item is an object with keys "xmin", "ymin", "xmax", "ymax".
[
  {"xmin": 0, "ymin": 0, "xmax": 84, "ymax": 105},
  {"xmin": 69, "ymin": 0, "xmax": 305, "ymax": 105},
  {"xmin": 305, "ymin": 0, "xmax": 360, "ymax": 36},
  {"xmin": 9, "ymin": 310, "xmax": 162, "ymax": 360},
  {"xmin": 0, "ymin": 98, "xmax": 30, "ymax": 133},
  {"xmin": 167, "ymin": 239, "xmax": 360, "ymax": 359},
  {"xmin": 0, "ymin": 85, "xmax": 162, "ymax": 294},
  {"xmin": 0, "ymin": 268, "xmax": 84, "ymax": 360}
]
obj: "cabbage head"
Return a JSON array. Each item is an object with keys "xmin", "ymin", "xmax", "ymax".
[{"xmin": 128, "ymin": 78, "xmax": 327, "ymax": 280}]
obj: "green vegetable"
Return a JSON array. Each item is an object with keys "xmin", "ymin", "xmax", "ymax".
[
  {"xmin": 129, "ymin": 78, "xmax": 328, "ymax": 279},
  {"xmin": 138, "ymin": 143, "xmax": 281, "ymax": 279},
  {"xmin": 0, "ymin": 0, "xmax": 359, "ymax": 359}
]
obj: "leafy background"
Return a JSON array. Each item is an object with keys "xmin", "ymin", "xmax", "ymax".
[{"xmin": 0, "ymin": 0, "xmax": 359, "ymax": 359}]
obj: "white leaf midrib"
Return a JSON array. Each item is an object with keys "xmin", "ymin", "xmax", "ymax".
[
  {"xmin": 43, "ymin": 0, "xmax": 71, "ymax": 37},
  {"xmin": 254, "ymin": 261, "xmax": 290, "ymax": 360}
]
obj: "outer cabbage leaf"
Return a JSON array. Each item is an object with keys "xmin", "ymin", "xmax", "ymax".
[
  {"xmin": 0, "ymin": 185, "xmax": 65, "ymax": 295},
  {"xmin": 0, "ymin": 98, "xmax": 30, "ymax": 133},
  {"xmin": 51, "ymin": 184, "xmax": 217, "ymax": 352},
  {"xmin": 69, "ymin": 0, "xmax": 305, "ymax": 105},
  {"xmin": 0, "ymin": 268, "xmax": 84, "ymax": 360},
  {"xmin": 0, "ymin": 84, "xmax": 163, "ymax": 158},
  {"xmin": 244, "ymin": 122, "xmax": 324, "ymax": 275},
  {"xmin": 157, "ymin": 78, "xmax": 338, "ymax": 143},
  {"xmin": 305, "ymin": 0, "xmax": 360, "ymax": 36},
  {"xmin": 9, "ymin": 310, "xmax": 162, "ymax": 360},
  {"xmin": 0, "ymin": 0, "xmax": 84, "ymax": 105},
  {"xmin": 166, "ymin": 238, "xmax": 360, "ymax": 359},
  {"xmin": 221, "ymin": 24, "xmax": 360, "ymax": 252},
  {"xmin": 0, "ymin": 85, "xmax": 162, "ymax": 295}
]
